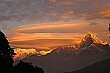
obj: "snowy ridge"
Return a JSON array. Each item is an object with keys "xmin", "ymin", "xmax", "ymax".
[{"xmin": 80, "ymin": 32, "xmax": 108, "ymax": 49}]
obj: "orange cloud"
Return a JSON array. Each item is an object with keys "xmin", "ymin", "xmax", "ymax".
[
  {"xmin": 87, "ymin": 10, "xmax": 110, "ymax": 19},
  {"xmin": 7, "ymin": 20, "xmax": 109, "ymax": 50},
  {"xmin": 8, "ymin": 33, "xmax": 84, "ymax": 42},
  {"xmin": 8, "ymin": 33, "xmax": 85, "ymax": 50},
  {"xmin": 57, "ymin": 1, "xmax": 72, "ymax": 5},
  {"xmin": 9, "ymin": 21, "xmax": 91, "ymax": 33},
  {"xmin": 12, "ymin": 22, "xmax": 77, "ymax": 31}
]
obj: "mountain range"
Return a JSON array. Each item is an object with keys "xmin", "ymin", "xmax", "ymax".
[{"xmin": 14, "ymin": 32, "xmax": 110, "ymax": 73}]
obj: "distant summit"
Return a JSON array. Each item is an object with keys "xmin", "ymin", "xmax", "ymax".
[
  {"xmin": 80, "ymin": 32, "xmax": 108, "ymax": 49},
  {"xmin": 82, "ymin": 32, "xmax": 102, "ymax": 44}
]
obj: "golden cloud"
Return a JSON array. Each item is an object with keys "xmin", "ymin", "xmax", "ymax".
[
  {"xmin": 9, "ymin": 21, "xmax": 90, "ymax": 33},
  {"xmin": 88, "ymin": 10, "xmax": 110, "ymax": 19},
  {"xmin": 7, "ymin": 20, "xmax": 109, "ymax": 50},
  {"xmin": 57, "ymin": 1, "xmax": 72, "ymax": 5},
  {"xmin": 8, "ymin": 33, "xmax": 84, "ymax": 50}
]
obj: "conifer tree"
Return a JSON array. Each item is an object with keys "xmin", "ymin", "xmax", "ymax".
[{"xmin": 0, "ymin": 31, "xmax": 15, "ymax": 69}]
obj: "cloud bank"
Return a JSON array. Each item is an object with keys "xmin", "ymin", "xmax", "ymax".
[{"xmin": 0, "ymin": 0, "xmax": 110, "ymax": 23}]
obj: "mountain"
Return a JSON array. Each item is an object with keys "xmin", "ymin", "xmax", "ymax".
[
  {"xmin": 14, "ymin": 48, "xmax": 53, "ymax": 60},
  {"xmin": 80, "ymin": 32, "xmax": 107, "ymax": 49},
  {"xmin": 78, "ymin": 32, "xmax": 110, "ymax": 55},
  {"xmin": 66, "ymin": 58, "xmax": 110, "ymax": 73},
  {"xmin": 15, "ymin": 32, "xmax": 110, "ymax": 73}
]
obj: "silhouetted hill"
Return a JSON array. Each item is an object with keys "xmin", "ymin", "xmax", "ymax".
[
  {"xmin": 66, "ymin": 58, "xmax": 110, "ymax": 73},
  {"xmin": 14, "ymin": 61, "xmax": 44, "ymax": 73}
]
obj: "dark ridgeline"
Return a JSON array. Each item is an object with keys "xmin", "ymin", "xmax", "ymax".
[
  {"xmin": 0, "ymin": 31, "xmax": 44, "ymax": 73},
  {"xmin": 14, "ymin": 61, "xmax": 44, "ymax": 73},
  {"xmin": 66, "ymin": 58, "xmax": 110, "ymax": 73}
]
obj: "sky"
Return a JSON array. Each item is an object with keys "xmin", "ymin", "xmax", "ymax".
[{"xmin": 0, "ymin": 0, "xmax": 110, "ymax": 50}]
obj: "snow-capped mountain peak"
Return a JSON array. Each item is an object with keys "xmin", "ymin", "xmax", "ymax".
[{"xmin": 80, "ymin": 32, "xmax": 107, "ymax": 48}]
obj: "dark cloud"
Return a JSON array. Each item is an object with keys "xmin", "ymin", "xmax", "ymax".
[
  {"xmin": 0, "ymin": 0, "xmax": 110, "ymax": 23},
  {"xmin": 89, "ymin": 22, "xmax": 98, "ymax": 26}
]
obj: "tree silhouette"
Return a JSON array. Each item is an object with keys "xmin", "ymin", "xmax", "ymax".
[
  {"xmin": 0, "ymin": 31, "xmax": 44, "ymax": 73},
  {"xmin": 0, "ymin": 31, "xmax": 15, "ymax": 72},
  {"xmin": 14, "ymin": 61, "xmax": 44, "ymax": 73}
]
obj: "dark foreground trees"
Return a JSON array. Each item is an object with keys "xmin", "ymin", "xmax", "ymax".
[
  {"xmin": 0, "ymin": 31, "xmax": 44, "ymax": 73},
  {"xmin": 0, "ymin": 31, "xmax": 15, "ymax": 72},
  {"xmin": 14, "ymin": 61, "xmax": 44, "ymax": 73}
]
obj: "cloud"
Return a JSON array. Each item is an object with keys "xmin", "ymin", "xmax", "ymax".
[
  {"xmin": 9, "ymin": 19, "xmax": 109, "ymax": 34},
  {"xmin": 87, "ymin": 10, "xmax": 110, "ymax": 19},
  {"xmin": 8, "ymin": 32, "xmax": 85, "ymax": 49},
  {"xmin": 60, "ymin": 12, "xmax": 76, "ymax": 19},
  {"xmin": 0, "ymin": 0, "xmax": 109, "ymax": 51},
  {"xmin": 6, "ymin": 19, "xmax": 109, "ymax": 49},
  {"xmin": 0, "ymin": 0, "xmax": 110, "ymax": 23},
  {"xmin": 9, "ymin": 20, "xmax": 90, "ymax": 33},
  {"xmin": 48, "ymin": 0, "xmax": 56, "ymax": 2},
  {"xmin": 56, "ymin": 0, "xmax": 73, "ymax": 5},
  {"xmin": 11, "ymin": 39, "xmax": 78, "ymax": 50},
  {"xmin": 89, "ymin": 22, "xmax": 98, "ymax": 26}
]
